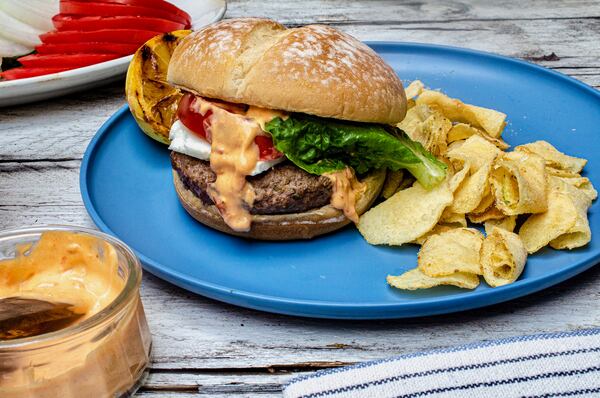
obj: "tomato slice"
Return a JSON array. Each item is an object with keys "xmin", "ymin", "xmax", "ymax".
[
  {"xmin": 36, "ymin": 42, "xmax": 140, "ymax": 55},
  {"xmin": 53, "ymin": 15, "xmax": 186, "ymax": 32},
  {"xmin": 177, "ymin": 94, "xmax": 284, "ymax": 161},
  {"xmin": 40, "ymin": 29, "xmax": 162, "ymax": 45},
  {"xmin": 177, "ymin": 93, "xmax": 212, "ymax": 140},
  {"xmin": 0, "ymin": 67, "xmax": 71, "ymax": 80},
  {"xmin": 60, "ymin": 1, "xmax": 191, "ymax": 26},
  {"xmin": 18, "ymin": 53, "xmax": 120, "ymax": 68},
  {"xmin": 255, "ymin": 135, "xmax": 283, "ymax": 161},
  {"xmin": 71, "ymin": 0, "xmax": 192, "ymax": 27}
]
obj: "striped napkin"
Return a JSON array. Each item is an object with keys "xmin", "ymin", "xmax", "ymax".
[{"xmin": 283, "ymin": 328, "xmax": 600, "ymax": 398}]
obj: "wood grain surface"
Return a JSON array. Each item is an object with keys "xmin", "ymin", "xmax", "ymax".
[{"xmin": 1, "ymin": 1, "xmax": 599, "ymax": 396}]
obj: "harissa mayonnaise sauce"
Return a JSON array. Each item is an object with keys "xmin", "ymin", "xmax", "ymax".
[{"xmin": 0, "ymin": 231, "xmax": 124, "ymax": 320}]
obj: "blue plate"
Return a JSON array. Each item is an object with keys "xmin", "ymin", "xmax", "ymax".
[{"xmin": 81, "ymin": 42, "xmax": 600, "ymax": 319}]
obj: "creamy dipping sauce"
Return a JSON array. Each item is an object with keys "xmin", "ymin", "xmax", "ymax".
[
  {"xmin": 0, "ymin": 231, "xmax": 124, "ymax": 322},
  {"xmin": 325, "ymin": 167, "xmax": 366, "ymax": 223},
  {"xmin": 0, "ymin": 229, "xmax": 151, "ymax": 398}
]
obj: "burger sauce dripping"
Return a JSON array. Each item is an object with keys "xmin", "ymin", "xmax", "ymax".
[
  {"xmin": 325, "ymin": 168, "xmax": 366, "ymax": 223},
  {"xmin": 193, "ymin": 98, "xmax": 261, "ymax": 232},
  {"xmin": 246, "ymin": 106, "xmax": 287, "ymax": 130}
]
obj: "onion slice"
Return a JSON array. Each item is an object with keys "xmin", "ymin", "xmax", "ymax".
[
  {"xmin": 0, "ymin": 9, "xmax": 44, "ymax": 48},
  {"xmin": 0, "ymin": 34, "xmax": 30, "ymax": 59},
  {"xmin": 0, "ymin": 0, "xmax": 58, "ymax": 31}
]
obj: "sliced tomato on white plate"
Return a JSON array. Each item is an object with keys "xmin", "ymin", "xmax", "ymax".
[
  {"xmin": 60, "ymin": 1, "xmax": 191, "ymax": 26},
  {"xmin": 35, "ymin": 42, "xmax": 140, "ymax": 55},
  {"xmin": 18, "ymin": 53, "xmax": 120, "ymax": 68},
  {"xmin": 52, "ymin": 15, "xmax": 186, "ymax": 32}
]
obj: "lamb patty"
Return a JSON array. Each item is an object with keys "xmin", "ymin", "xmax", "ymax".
[{"xmin": 170, "ymin": 152, "xmax": 333, "ymax": 215}]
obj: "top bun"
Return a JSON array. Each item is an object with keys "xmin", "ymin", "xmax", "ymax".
[{"xmin": 167, "ymin": 18, "xmax": 407, "ymax": 124}]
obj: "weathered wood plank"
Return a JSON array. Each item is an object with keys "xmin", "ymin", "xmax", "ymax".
[
  {"xmin": 137, "ymin": 393, "xmax": 280, "ymax": 398},
  {"xmin": 137, "ymin": 395, "xmax": 279, "ymax": 398},
  {"xmin": 1, "ymin": 1, "xmax": 599, "ymax": 393},
  {"xmin": 137, "ymin": 394, "xmax": 280, "ymax": 397},
  {"xmin": 0, "ymin": 84, "xmax": 123, "ymax": 162},
  {"xmin": 0, "ymin": 161, "xmax": 88, "ymax": 226},
  {"xmin": 330, "ymin": 19, "xmax": 600, "ymax": 62},
  {"xmin": 226, "ymin": 0, "xmax": 600, "ymax": 22},
  {"xmin": 141, "ymin": 371, "xmax": 295, "ymax": 395}
]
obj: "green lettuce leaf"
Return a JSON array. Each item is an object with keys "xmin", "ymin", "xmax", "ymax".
[{"xmin": 264, "ymin": 114, "xmax": 447, "ymax": 189}]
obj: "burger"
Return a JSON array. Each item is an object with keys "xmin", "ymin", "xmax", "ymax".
[{"xmin": 163, "ymin": 18, "xmax": 445, "ymax": 240}]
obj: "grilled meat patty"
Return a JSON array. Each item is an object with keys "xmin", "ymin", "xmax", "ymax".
[{"xmin": 170, "ymin": 152, "xmax": 333, "ymax": 215}]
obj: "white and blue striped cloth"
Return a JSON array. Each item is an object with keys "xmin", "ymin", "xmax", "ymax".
[{"xmin": 284, "ymin": 328, "xmax": 600, "ymax": 398}]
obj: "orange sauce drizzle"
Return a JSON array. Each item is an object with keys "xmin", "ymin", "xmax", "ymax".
[{"xmin": 325, "ymin": 168, "xmax": 366, "ymax": 223}]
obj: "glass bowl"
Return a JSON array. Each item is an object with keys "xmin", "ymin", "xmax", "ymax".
[{"xmin": 0, "ymin": 226, "xmax": 152, "ymax": 398}]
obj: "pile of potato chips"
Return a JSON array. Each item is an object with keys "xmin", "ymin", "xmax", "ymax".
[{"xmin": 358, "ymin": 81, "xmax": 597, "ymax": 291}]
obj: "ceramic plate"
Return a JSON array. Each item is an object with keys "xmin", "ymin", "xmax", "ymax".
[
  {"xmin": 81, "ymin": 42, "xmax": 600, "ymax": 319},
  {"xmin": 0, "ymin": 0, "xmax": 226, "ymax": 107}
]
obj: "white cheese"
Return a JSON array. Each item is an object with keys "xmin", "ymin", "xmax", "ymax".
[
  {"xmin": 168, "ymin": 120, "xmax": 284, "ymax": 176},
  {"xmin": 169, "ymin": 120, "xmax": 212, "ymax": 160}
]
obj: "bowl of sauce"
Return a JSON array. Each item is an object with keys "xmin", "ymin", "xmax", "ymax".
[{"xmin": 0, "ymin": 226, "xmax": 151, "ymax": 397}]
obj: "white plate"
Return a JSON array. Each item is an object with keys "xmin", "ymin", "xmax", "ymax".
[{"xmin": 0, "ymin": 0, "xmax": 226, "ymax": 107}]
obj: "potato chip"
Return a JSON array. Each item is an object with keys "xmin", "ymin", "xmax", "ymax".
[
  {"xmin": 447, "ymin": 135, "xmax": 501, "ymax": 170},
  {"xmin": 518, "ymin": 183, "xmax": 579, "ymax": 253},
  {"xmin": 447, "ymin": 123, "xmax": 476, "ymax": 143},
  {"xmin": 448, "ymin": 164, "xmax": 470, "ymax": 192},
  {"xmin": 387, "ymin": 268, "xmax": 480, "ymax": 290},
  {"xmin": 468, "ymin": 205, "xmax": 505, "ymax": 224},
  {"xmin": 399, "ymin": 104, "xmax": 432, "ymax": 128},
  {"xmin": 549, "ymin": 213, "xmax": 591, "ymax": 250},
  {"xmin": 412, "ymin": 224, "xmax": 459, "ymax": 245},
  {"xmin": 418, "ymin": 228, "xmax": 484, "ymax": 277},
  {"xmin": 484, "ymin": 216, "xmax": 517, "ymax": 235},
  {"xmin": 446, "ymin": 139, "xmax": 464, "ymax": 153},
  {"xmin": 548, "ymin": 178, "xmax": 592, "ymax": 250},
  {"xmin": 447, "ymin": 123, "xmax": 510, "ymax": 150},
  {"xmin": 405, "ymin": 80, "xmax": 425, "ymax": 99},
  {"xmin": 470, "ymin": 188, "xmax": 495, "ymax": 214},
  {"xmin": 446, "ymin": 135, "xmax": 500, "ymax": 214},
  {"xmin": 358, "ymin": 179, "xmax": 454, "ymax": 246},
  {"xmin": 553, "ymin": 176, "xmax": 597, "ymax": 201},
  {"xmin": 423, "ymin": 112, "xmax": 452, "ymax": 157},
  {"xmin": 440, "ymin": 209, "xmax": 467, "ymax": 227},
  {"xmin": 398, "ymin": 105, "xmax": 432, "ymax": 144},
  {"xmin": 515, "ymin": 141, "xmax": 586, "ymax": 175},
  {"xmin": 381, "ymin": 170, "xmax": 404, "ymax": 199},
  {"xmin": 416, "ymin": 90, "xmax": 507, "ymax": 137},
  {"xmin": 481, "ymin": 227, "xmax": 527, "ymax": 287},
  {"xmin": 449, "ymin": 163, "xmax": 492, "ymax": 214},
  {"xmin": 545, "ymin": 168, "xmax": 581, "ymax": 178},
  {"xmin": 398, "ymin": 105, "xmax": 451, "ymax": 157},
  {"xmin": 491, "ymin": 151, "xmax": 547, "ymax": 215}
]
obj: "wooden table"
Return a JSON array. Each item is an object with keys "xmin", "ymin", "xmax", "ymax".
[{"xmin": 1, "ymin": 1, "xmax": 599, "ymax": 396}]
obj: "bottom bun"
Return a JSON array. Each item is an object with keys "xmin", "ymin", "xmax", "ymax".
[{"xmin": 173, "ymin": 168, "xmax": 386, "ymax": 240}]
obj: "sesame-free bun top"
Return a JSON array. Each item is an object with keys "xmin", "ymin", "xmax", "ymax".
[{"xmin": 167, "ymin": 18, "xmax": 407, "ymax": 124}]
